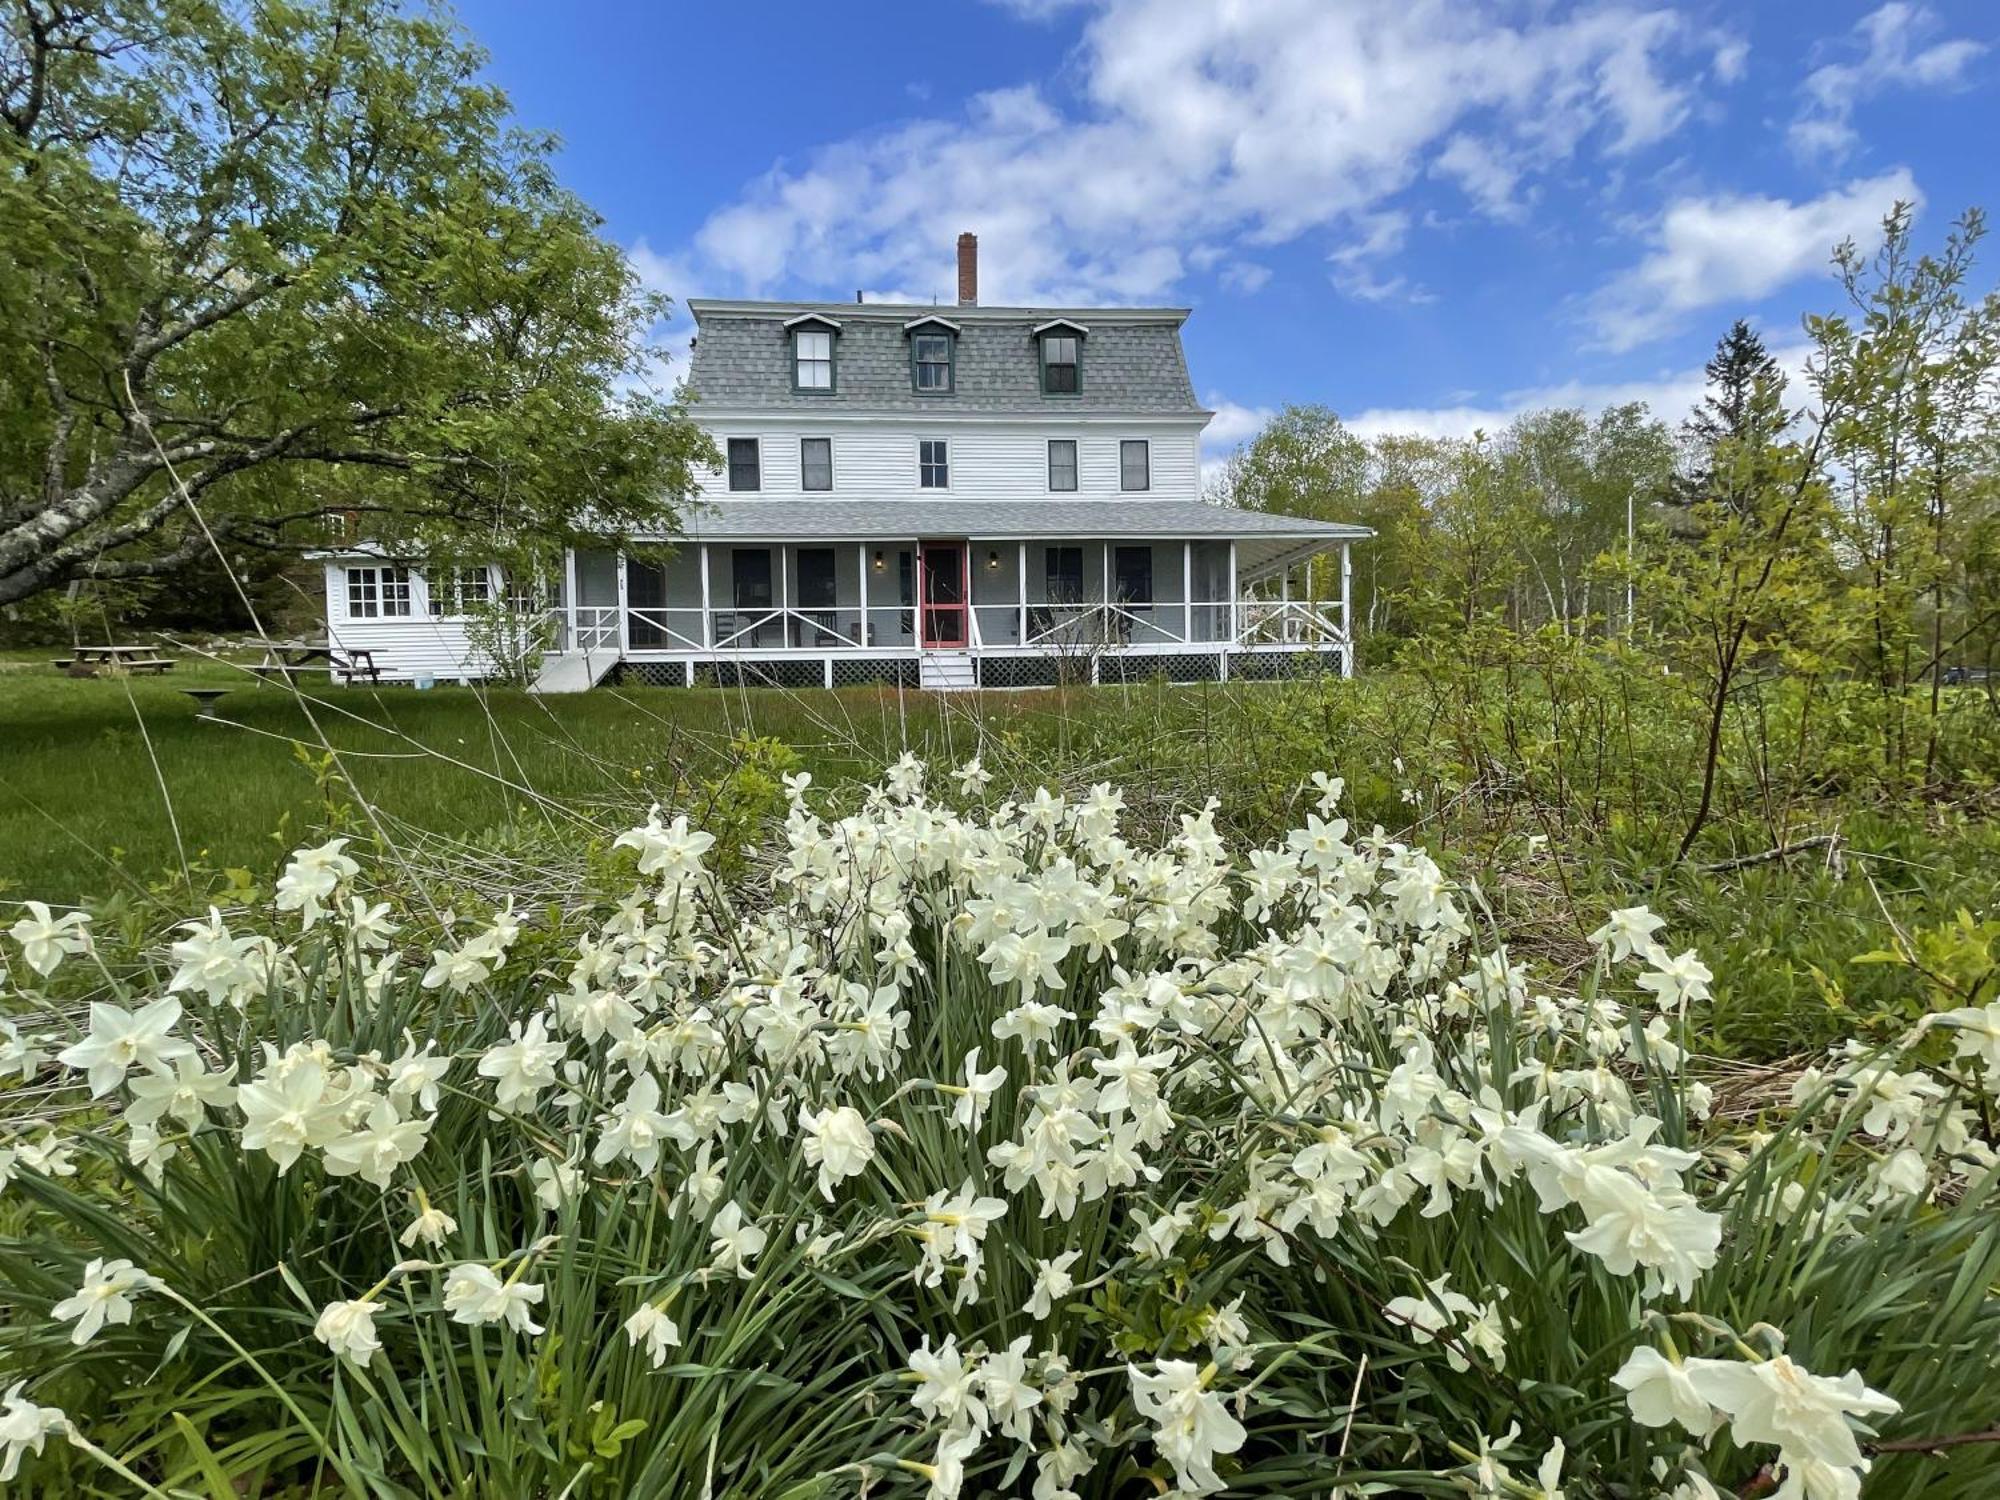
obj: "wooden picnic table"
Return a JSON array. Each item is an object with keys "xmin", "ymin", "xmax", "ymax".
[
  {"xmin": 252, "ymin": 644, "xmax": 381, "ymax": 685},
  {"xmin": 53, "ymin": 643, "xmax": 175, "ymax": 675}
]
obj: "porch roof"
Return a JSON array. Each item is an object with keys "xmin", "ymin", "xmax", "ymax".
[{"xmin": 665, "ymin": 500, "xmax": 1372, "ymax": 545}]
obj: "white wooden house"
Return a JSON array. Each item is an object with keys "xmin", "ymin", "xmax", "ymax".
[{"xmin": 318, "ymin": 235, "xmax": 1369, "ymax": 691}]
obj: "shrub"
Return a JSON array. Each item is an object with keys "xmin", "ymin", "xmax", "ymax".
[{"xmin": 1, "ymin": 764, "xmax": 1997, "ymax": 1497}]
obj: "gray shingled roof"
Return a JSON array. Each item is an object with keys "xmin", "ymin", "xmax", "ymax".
[
  {"xmin": 686, "ymin": 301, "xmax": 1201, "ymax": 414},
  {"xmin": 663, "ymin": 500, "xmax": 1372, "ymax": 543}
]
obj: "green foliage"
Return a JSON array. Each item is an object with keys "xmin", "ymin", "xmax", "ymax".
[{"xmin": 0, "ymin": 0, "xmax": 714, "ymax": 607}]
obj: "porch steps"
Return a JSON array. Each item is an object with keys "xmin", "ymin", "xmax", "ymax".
[
  {"xmin": 531, "ymin": 650, "xmax": 619, "ymax": 695},
  {"xmin": 919, "ymin": 653, "xmax": 978, "ymax": 693}
]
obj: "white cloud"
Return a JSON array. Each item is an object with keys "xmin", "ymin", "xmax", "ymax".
[
  {"xmin": 1791, "ymin": 4, "xmax": 1986, "ymax": 161},
  {"xmin": 680, "ymin": 0, "xmax": 1714, "ymax": 306},
  {"xmin": 1583, "ymin": 170, "xmax": 1919, "ymax": 351},
  {"xmin": 1219, "ymin": 260, "xmax": 1272, "ymax": 294},
  {"xmin": 1344, "ymin": 338, "xmax": 1812, "ymax": 441}
]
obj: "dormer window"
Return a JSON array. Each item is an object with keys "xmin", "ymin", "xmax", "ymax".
[
  {"xmin": 1035, "ymin": 320, "xmax": 1087, "ymax": 395},
  {"xmin": 905, "ymin": 316, "xmax": 959, "ymax": 394},
  {"xmin": 785, "ymin": 313, "xmax": 840, "ymax": 393}
]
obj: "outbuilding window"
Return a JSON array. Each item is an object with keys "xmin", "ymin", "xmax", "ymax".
[{"xmin": 346, "ymin": 565, "xmax": 412, "ymax": 619}]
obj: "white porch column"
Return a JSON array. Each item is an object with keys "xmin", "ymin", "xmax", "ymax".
[
  {"xmin": 778, "ymin": 543, "xmax": 790, "ymax": 648},
  {"xmin": 615, "ymin": 551, "xmax": 629, "ymax": 655},
  {"xmin": 563, "ymin": 548, "xmax": 578, "ymax": 653},
  {"xmin": 698, "ymin": 544, "xmax": 712, "ymax": 648},
  {"xmin": 1017, "ymin": 542, "xmax": 1028, "ymax": 644},
  {"xmin": 857, "ymin": 543, "xmax": 869, "ymax": 648},
  {"xmin": 1227, "ymin": 540, "xmax": 1239, "ymax": 643},
  {"xmin": 1181, "ymin": 540, "xmax": 1192, "ymax": 643},
  {"xmin": 1100, "ymin": 541, "xmax": 1110, "ymax": 608},
  {"xmin": 1341, "ymin": 541, "xmax": 1354, "ymax": 678}
]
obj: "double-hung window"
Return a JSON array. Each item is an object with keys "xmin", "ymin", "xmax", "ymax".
[
  {"xmin": 800, "ymin": 437, "xmax": 833, "ymax": 492},
  {"xmin": 1041, "ymin": 334, "xmax": 1080, "ymax": 394},
  {"xmin": 794, "ymin": 328, "xmax": 834, "ymax": 390},
  {"xmin": 727, "ymin": 437, "xmax": 761, "ymax": 492},
  {"xmin": 346, "ymin": 565, "xmax": 412, "ymax": 619},
  {"xmin": 1120, "ymin": 438, "xmax": 1150, "ymax": 492},
  {"xmin": 429, "ymin": 566, "xmax": 490, "ymax": 616},
  {"xmin": 919, "ymin": 439, "xmax": 949, "ymax": 489},
  {"xmin": 913, "ymin": 333, "xmax": 953, "ymax": 392},
  {"xmin": 1047, "ymin": 438, "xmax": 1078, "ymax": 492}
]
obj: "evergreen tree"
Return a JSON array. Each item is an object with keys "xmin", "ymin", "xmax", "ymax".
[{"xmin": 1671, "ymin": 320, "xmax": 1788, "ymax": 524}]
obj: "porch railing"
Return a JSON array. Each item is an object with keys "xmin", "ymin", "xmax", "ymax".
[{"xmin": 563, "ymin": 599, "xmax": 1348, "ymax": 654}]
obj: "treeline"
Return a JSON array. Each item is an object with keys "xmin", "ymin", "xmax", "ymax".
[
  {"xmin": 1212, "ymin": 205, "xmax": 2000, "ymax": 849},
  {"xmin": 1212, "ymin": 205, "xmax": 2000, "ymax": 685}
]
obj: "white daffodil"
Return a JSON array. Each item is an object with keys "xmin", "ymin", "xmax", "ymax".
[
  {"xmin": 623, "ymin": 1301, "xmax": 682, "ymax": 1368},
  {"xmin": 613, "ymin": 808, "xmax": 716, "ymax": 885},
  {"xmin": 237, "ymin": 1058, "xmax": 346, "ymax": 1174},
  {"xmin": 274, "ymin": 838, "xmax": 360, "ymax": 929},
  {"xmin": 594, "ymin": 1073, "xmax": 675, "ymax": 1175},
  {"xmin": 953, "ymin": 1048, "xmax": 1007, "ymax": 1131},
  {"xmin": 706, "ymin": 1201, "xmax": 767, "ymax": 1279},
  {"xmin": 442, "ymin": 1263, "xmax": 545, "ymax": 1335},
  {"xmin": 798, "ymin": 1104, "xmax": 875, "ymax": 1199},
  {"xmin": 313, "ymin": 1298, "xmax": 382, "ymax": 1366},
  {"xmin": 1637, "ymin": 947, "xmax": 1714, "ymax": 1012},
  {"xmin": 907, "ymin": 1334, "xmax": 986, "ymax": 1432},
  {"xmin": 954, "ymin": 758, "xmax": 993, "ymax": 796},
  {"xmin": 1926, "ymin": 1001, "xmax": 2000, "ymax": 1078},
  {"xmin": 1025, "ymin": 1249, "xmax": 1080, "ymax": 1319},
  {"xmin": 7, "ymin": 901, "xmax": 91, "ymax": 978},
  {"xmin": 167, "ymin": 908, "xmax": 267, "ymax": 1006},
  {"xmin": 384, "ymin": 1038, "xmax": 450, "ymax": 1112},
  {"xmin": 478, "ymin": 1015, "xmax": 565, "ymax": 1113},
  {"xmin": 1612, "ymin": 1345, "xmax": 1717, "ymax": 1435},
  {"xmin": 51, "ymin": 1258, "xmax": 157, "ymax": 1346},
  {"xmin": 1589, "ymin": 906, "xmax": 1666, "ymax": 963},
  {"xmin": 125, "ymin": 1051, "xmax": 236, "ymax": 1131},
  {"xmin": 1128, "ymin": 1358, "xmax": 1247, "ymax": 1495},
  {"xmin": 399, "ymin": 1201, "xmax": 458, "ymax": 1249},
  {"xmin": 1684, "ymin": 1355, "xmax": 1898, "ymax": 1474},
  {"xmin": 322, "ymin": 1096, "xmax": 432, "ymax": 1188},
  {"xmin": 56, "ymin": 997, "xmax": 195, "ymax": 1097},
  {"xmin": 344, "ymin": 896, "xmax": 398, "ymax": 951},
  {"xmin": 0, "ymin": 1382, "xmax": 66, "ymax": 1482},
  {"xmin": 979, "ymin": 1334, "xmax": 1042, "ymax": 1441}
]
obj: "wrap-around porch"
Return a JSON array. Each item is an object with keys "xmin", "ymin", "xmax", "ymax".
[{"xmin": 558, "ymin": 502, "xmax": 1365, "ymax": 691}]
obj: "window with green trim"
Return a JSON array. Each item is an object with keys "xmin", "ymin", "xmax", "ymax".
[
  {"xmin": 1041, "ymin": 333, "xmax": 1080, "ymax": 394},
  {"xmin": 794, "ymin": 328, "xmax": 834, "ymax": 390},
  {"xmin": 913, "ymin": 332, "xmax": 953, "ymax": 393}
]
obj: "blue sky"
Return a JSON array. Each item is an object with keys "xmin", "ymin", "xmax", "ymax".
[{"xmin": 456, "ymin": 0, "xmax": 1994, "ymax": 458}]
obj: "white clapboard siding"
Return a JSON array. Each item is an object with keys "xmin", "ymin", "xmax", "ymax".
[
  {"xmin": 691, "ymin": 419, "xmax": 1204, "ymax": 504},
  {"xmin": 321, "ymin": 563, "xmax": 494, "ymax": 682}
]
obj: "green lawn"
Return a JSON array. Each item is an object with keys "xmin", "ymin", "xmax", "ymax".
[{"xmin": 0, "ymin": 650, "xmax": 1229, "ymax": 904}]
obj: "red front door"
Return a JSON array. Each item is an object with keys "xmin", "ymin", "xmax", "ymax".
[{"xmin": 918, "ymin": 541, "xmax": 968, "ymax": 648}]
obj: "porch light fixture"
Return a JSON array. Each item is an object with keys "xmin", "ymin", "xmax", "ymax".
[
  {"xmin": 873, "ymin": 549, "xmax": 885, "ymax": 571},
  {"xmin": 986, "ymin": 550, "xmax": 999, "ymax": 569}
]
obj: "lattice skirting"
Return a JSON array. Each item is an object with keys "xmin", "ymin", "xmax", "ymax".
[{"xmin": 612, "ymin": 650, "xmax": 1344, "ymax": 690}]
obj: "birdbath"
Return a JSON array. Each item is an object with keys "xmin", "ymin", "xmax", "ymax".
[{"xmin": 182, "ymin": 688, "xmax": 230, "ymax": 713}]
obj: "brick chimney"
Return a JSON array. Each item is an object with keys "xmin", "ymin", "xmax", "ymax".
[{"xmin": 956, "ymin": 232, "xmax": 978, "ymax": 306}]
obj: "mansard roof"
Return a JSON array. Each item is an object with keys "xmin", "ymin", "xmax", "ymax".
[{"xmin": 686, "ymin": 300, "xmax": 1201, "ymax": 415}]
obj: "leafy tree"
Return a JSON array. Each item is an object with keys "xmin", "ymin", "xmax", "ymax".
[
  {"xmin": 1672, "ymin": 319, "xmax": 1788, "ymax": 520},
  {"xmin": 0, "ymin": 0, "xmax": 712, "ymax": 609},
  {"xmin": 1811, "ymin": 204, "xmax": 2000, "ymax": 774}
]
